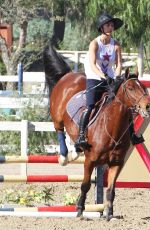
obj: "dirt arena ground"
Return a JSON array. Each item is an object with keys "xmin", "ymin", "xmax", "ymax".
[{"xmin": 0, "ymin": 164, "xmax": 149, "ymax": 230}]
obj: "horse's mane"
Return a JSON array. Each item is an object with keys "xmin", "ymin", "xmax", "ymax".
[{"xmin": 43, "ymin": 42, "xmax": 71, "ymax": 95}]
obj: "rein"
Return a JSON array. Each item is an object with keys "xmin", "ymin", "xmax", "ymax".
[
  {"xmin": 86, "ymin": 80, "xmax": 107, "ymax": 93},
  {"xmin": 103, "ymin": 112, "xmax": 133, "ymax": 152}
]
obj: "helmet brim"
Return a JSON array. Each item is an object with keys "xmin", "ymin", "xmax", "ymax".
[
  {"xmin": 98, "ymin": 17, "xmax": 123, "ymax": 32},
  {"xmin": 112, "ymin": 18, "xmax": 124, "ymax": 30}
]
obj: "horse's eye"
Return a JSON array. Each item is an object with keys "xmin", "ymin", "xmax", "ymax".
[{"xmin": 128, "ymin": 87, "xmax": 133, "ymax": 91}]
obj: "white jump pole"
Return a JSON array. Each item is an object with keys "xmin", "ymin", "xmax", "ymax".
[{"xmin": 0, "ymin": 211, "xmax": 101, "ymax": 218}]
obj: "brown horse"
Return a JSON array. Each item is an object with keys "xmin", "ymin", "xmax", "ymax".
[{"xmin": 43, "ymin": 44, "xmax": 150, "ymax": 220}]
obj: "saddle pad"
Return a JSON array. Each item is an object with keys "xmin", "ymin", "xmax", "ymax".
[
  {"xmin": 66, "ymin": 91, "xmax": 86, "ymax": 126},
  {"xmin": 66, "ymin": 91, "xmax": 107, "ymax": 127}
]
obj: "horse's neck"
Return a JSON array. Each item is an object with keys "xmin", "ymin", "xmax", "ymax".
[
  {"xmin": 100, "ymin": 99, "xmax": 130, "ymax": 131},
  {"xmin": 115, "ymin": 85, "xmax": 131, "ymax": 109},
  {"xmin": 114, "ymin": 97, "xmax": 128, "ymax": 112},
  {"xmin": 111, "ymin": 96, "xmax": 129, "ymax": 113},
  {"xmin": 104, "ymin": 101, "xmax": 129, "ymax": 138}
]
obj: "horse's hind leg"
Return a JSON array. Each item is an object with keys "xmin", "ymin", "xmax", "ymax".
[
  {"xmin": 77, "ymin": 158, "xmax": 94, "ymax": 217},
  {"xmin": 104, "ymin": 165, "xmax": 123, "ymax": 221},
  {"xmin": 54, "ymin": 122, "xmax": 68, "ymax": 165}
]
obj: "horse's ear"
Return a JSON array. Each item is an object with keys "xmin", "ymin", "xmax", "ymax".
[
  {"xmin": 134, "ymin": 66, "xmax": 139, "ymax": 78},
  {"xmin": 125, "ymin": 67, "xmax": 130, "ymax": 79}
]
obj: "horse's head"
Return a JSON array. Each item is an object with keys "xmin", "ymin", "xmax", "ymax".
[{"xmin": 120, "ymin": 68, "xmax": 150, "ymax": 118}]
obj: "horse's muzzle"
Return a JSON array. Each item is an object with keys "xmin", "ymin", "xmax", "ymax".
[
  {"xmin": 139, "ymin": 103, "xmax": 150, "ymax": 118},
  {"xmin": 146, "ymin": 103, "xmax": 150, "ymax": 114}
]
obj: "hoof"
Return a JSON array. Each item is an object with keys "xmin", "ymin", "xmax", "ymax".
[
  {"xmin": 106, "ymin": 215, "xmax": 113, "ymax": 221},
  {"xmin": 101, "ymin": 214, "xmax": 113, "ymax": 221},
  {"xmin": 76, "ymin": 209, "xmax": 83, "ymax": 218},
  {"xmin": 111, "ymin": 215, "xmax": 124, "ymax": 220},
  {"xmin": 103, "ymin": 208, "xmax": 113, "ymax": 221},
  {"xmin": 58, "ymin": 155, "xmax": 68, "ymax": 166},
  {"xmin": 102, "ymin": 214, "xmax": 123, "ymax": 221}
]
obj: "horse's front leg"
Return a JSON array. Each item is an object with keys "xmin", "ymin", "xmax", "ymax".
[
  {"xmin": 104, "ymin": 165, "xmax": 123, "ymax": 221},
  {"xmin": 77, "ymin": 158, "xmax": 94, "ymax": 218}
]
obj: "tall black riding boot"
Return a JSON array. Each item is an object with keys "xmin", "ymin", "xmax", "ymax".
[
  {"xmin": 129, "ymin": 117, "xmax": 144, "ymax": 145},
  {"xmin": 75, "ymin": 108, "xmax": 92, "ymax": 150}
]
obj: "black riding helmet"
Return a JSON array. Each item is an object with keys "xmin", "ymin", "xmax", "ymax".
[{"xmin": 97, "ymin": 13, "xmax": 123, "ymax": 32}]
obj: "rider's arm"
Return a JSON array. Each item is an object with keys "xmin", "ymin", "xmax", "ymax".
[
  {"xmin": 88, "ymin": 39, "xmax": 106, "ymax": 79},
  {"xmin": 115, "ymin": 41, "xmax": 122, "ymax": 77}
]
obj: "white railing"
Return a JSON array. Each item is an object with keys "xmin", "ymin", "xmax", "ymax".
[
  {"xmin": 0, "ymin": 120, "xmax": 72, "ymax": 153},
  {"xmin": 0, "ymin": 51, "xmax": 146, "ymax": 82},
  {"xmin": 0, "ymin": 120, "xmax": 72, "ymax": 150},
  {"xmin": 0, "ymin": 120, "xmax": 72, "ymax": 174},
  {"xmin": 0, "ymin": 72, "xmax": 149, "ymax": 109},
  {"xmin": 0, "ymin": 72, "xmax": 45, "ymax": 83},
  {"xmin": 0, "ymin": 71, "xmax": 48, "ymax": 109},
  {"xmin": 58, "ymin": 51, "xmax": 139, "ymax": 71},
  {"xmin": 0, "ymin": 96, "xmax": 48, "ymax": 109},
  {"xmin": 0, "ymin": 120, "xmax": 58, "ymax": 153}
]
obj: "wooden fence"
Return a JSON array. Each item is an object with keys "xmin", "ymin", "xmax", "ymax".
[
  {"xmin": 0, "ymin": 120, "xmax": 72, "ymax": 174},
  {"xmin": 0, "ymin": 120, "xmax": 72, "ymax": 153},
  {"xmin": 58, "ymin": 51, "xmax": 141, "ymax": 72}
]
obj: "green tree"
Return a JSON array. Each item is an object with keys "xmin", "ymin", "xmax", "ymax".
[
  {"xmin": 51, "ymin": 0, "xmax": 66, "ymax": 48},
  {"xmin": 69, "ymin": 0, "xmax": 150, "ymax": 49},
  {"xmin": 0, "ymin": 0, "xmax": 52, "ymax": 77},
  {"xmin": 0, "ymin": 0, "xmax": 149, "ymax": 75},
  {"xmin": 49, "ymin": 0, "xmax": 150, "ymax": 53}
]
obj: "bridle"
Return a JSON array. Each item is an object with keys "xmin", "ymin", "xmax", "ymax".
[
  {"xmin": 121, "ymin": 78, "xmax": 147, "ymax": 111},
  {"xmin": 104, "ymin": 77, "xmax": 147, "ymax": 150}
]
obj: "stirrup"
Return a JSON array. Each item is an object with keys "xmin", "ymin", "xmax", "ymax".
[
  {"xmin": 75, "ymin": 136, "xmax": 92, "ymax": 150},
  {"xmin": 131, "ymin": 133, "xmax": 144, "ymax": 145}
]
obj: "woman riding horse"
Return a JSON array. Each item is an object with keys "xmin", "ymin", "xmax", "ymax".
[
  {"xmin": 75, "ymin": 13, "xmax": 144, "ymax": 151},
  {"xmin": 43, "ymin": 39, "xmax": 150, "ymax": 220}
]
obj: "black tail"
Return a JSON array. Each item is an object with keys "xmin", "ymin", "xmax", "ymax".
[{"xmin": 43, "ymin": 42, "xmax": 71, "ymax": 95}]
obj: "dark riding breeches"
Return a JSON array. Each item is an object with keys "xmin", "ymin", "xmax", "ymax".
[{"xmin": 86, "ymin": 79, "xmax": 107, "ymax": 108}]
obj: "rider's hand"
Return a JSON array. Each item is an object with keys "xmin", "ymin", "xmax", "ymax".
[
  {"xmin": 105, "ymin": 74, "xmax": 114, "ymax": 85},
  {"xmin": 115, "ymin": 75, "xmax": 122, "ymax": 81},
  {"xmin": 101, "ymin": 77, "xmax": 107, "ymax": 82}
]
